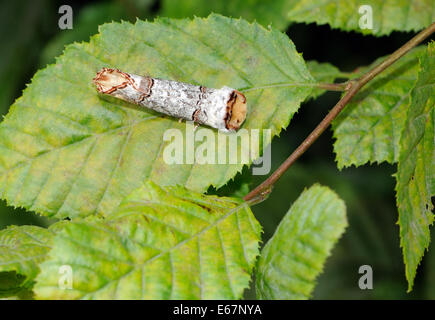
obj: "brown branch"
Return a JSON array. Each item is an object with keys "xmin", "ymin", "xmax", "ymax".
[{"xmin": 244, "ymin": 22, "xmax": 435, "ymax": 202}]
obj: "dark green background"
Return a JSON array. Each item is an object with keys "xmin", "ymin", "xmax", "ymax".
[{"xmin": 1, "ymin": 0, "xmax": 434, "ymax": 299}]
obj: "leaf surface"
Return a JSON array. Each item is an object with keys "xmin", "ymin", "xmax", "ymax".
[
  {"xmin": 256, "ymin": 184, "xmax": 347, "ymax": 299},
  {"xmin": 34, "ymin": 181, "xmax": 261, "ymax": 299},
  {"xmin": 162, "ymin": 0, "xmax": 292, "ymax": 30},
  {"xmin": 285, "ymin": 0, "xmax": 434, "ymax": 36},
  {"xmin": 333, "ymin": 47, "xmax": 425, "ymax": 168},
  {"xmin": 0, "ymin": 222, "xmax": 65, "ymax": 289},
  {"xmin": 0, "ymin": 14, "xmax": 313, "ymax": 219},
  {"xmin": 162, "ymin": 0, "xmax": 434, "ymax": 35},
  {"xmin": 395, "ymin": 42, "xmax": 435, "ymax": 291},
  {"xmin": 0, "ymin": 271, "xmax": 34, "ymax": 299}
]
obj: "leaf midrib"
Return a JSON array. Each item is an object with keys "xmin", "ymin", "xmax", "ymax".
[{"xmin": 74, "ymin": 201, "xmax": 251, "ymax": 298}]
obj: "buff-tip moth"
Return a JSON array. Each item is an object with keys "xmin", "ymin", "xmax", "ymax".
[{"xmin": 93, "ymin": 68, "xmax": 247, "ymax": 132}]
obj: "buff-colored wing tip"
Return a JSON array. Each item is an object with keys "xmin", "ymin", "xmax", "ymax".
[
  {"xmin": 93, "ymin": 68, "xmax": 128, "ymax": 94},
  {"xmin": 226, "ymin": 90, "xmax": 247, "ymax": 131}
]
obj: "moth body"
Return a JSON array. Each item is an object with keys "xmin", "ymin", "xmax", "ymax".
[{"xmin": 93, "ymin": 68, "xmax": 247, "ymax": 132}]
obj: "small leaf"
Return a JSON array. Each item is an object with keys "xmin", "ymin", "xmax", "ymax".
[
  {"xmin": 395, "ymin": 42, "xmax": 435, "ymax": 292},
  {"xmin": 0, "ymin": 14, "xmax": 314, "ymax": 219},
  {"xmin": 162, "ymin": 0, "xmax": 433, "ymax": 35},
  {"xmin": 0, "ymin": 222, "xmax": 65, "ymax": 289},
  {"xmin": 34, "ymin": 181, "xmax": 261, "ymax": 299},
  {"xmin": 333, "ymin": 46, "xmax": 425, "ymax": 168},
  {"xmin": 256, "ymin": 184, "xmax": 347, "ymax": 299}
]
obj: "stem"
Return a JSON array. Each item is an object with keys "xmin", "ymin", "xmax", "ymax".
[
  {"xmin": 315, "ymin": 82, "xmax": 348, "ymax": 91},
  {"xmin": 244, "ymin": 22, "xmax": 435, "ymax": 202}
]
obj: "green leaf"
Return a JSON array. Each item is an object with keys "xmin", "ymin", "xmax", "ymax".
[
  {"xmin": 162, "ymin": 0, "xmax": 292, "ymax": 30},
  {"xmin": 0, "ymin": 222, "xmax": 66, "ymax": 289},
  {"xmin": 0, "ymin": 272, "xmax": 34, "ymax": 299},
  {"xmin": 256, "ymin": 184, "xmax": 347, "ymax": 299},
  {"xmin": 286, "ymin": 0, "xmax": 434, "ymax": 36},
  {"xmin": 34, "ymin": 181, "xmax": 261, "ymax": 299},
  {"xmin": 306, "ymin": 60, "xmax": 345, "ymax": 99},
  {"xmin": 333, "ymin": 46, "xmax": 425, "ymax": 168},
  {"xmin": 162, "ymin": 0, "xmax": 433, "ymax": 35},
  {"xmin": 0, "ymin": 14, "xmax": 314, "ymax": 219},
  {"xmin": 395, "ymin": 42, "xmax": 435, "ymax": 292}
]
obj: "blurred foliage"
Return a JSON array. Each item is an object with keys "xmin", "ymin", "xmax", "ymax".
[
  {"xmin": 161, "ymin": 0, "xmax": 291, "ymax": 30},
  {"xmin": 0, "ymin": 0, "xmax": 51, "ymax": 116},
  {"xmin": 161, "ymin": 0, "xmax": 434, "ymax": 36},
  {"xmin": 39, "ymin": 0, "xmax": 154, "ymax": 66},
  {"xmin": 40, "ymin": 2, "xmax": 129, "ymax": 66},
  {"xmin": 0, "ymin": 0, "xmax": 433, "ymax": 299},
  {"xmin": 0, "ymin": 271, "xmax": 34, "ymax": 300}
]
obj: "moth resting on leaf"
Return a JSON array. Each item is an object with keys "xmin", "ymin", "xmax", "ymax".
[{"xmin": 93, "ymin": 68, "xmax": 247, "ymax": 132}]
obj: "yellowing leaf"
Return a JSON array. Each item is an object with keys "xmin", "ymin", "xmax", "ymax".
[
  {"xmin": 333, "ymin": 47, "xmax": 425, "ymax": 168},
  {"xmin": 0, "ymin": 222, "xmax": 66, "ymax": 290},
  {"xmin": 34, "ymin": 181, "xmax": 261, "ymax": 299},
  {"xmin": 286, "ymin": 0, "xmax": 434, "ymax": 36},
  {"xmin": 396, "ymin": 42, "xmax": 435, "ymax": 291},
  {"xmin": 0, "ymin": 14, "xmax": 314, "ymax": 219},
  {"xmin": 256, "ymin": 184, "xmax": 347, "ymax": 299},
  {"xmin": 162, "ymin": 0, "xmax": 434, "ymax": 35}
]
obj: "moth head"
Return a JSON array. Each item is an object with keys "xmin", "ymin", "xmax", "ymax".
[
  {"xmin": 93, "ymin": 68, "xmax": 130, "ymax": 94},
  {"xmin": 226, "ymin": 90, "xmax": 247, "ymax": 131}
]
